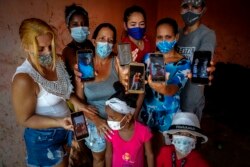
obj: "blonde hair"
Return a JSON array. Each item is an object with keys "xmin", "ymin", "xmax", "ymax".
[{"xmin": 19, "ymin": 18, "xmax": 57, "ymax": 74}]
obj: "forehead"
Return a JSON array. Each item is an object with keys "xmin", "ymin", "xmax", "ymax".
[
  {"xmin": 97, "ymin": 27, "xmax": 114, "ymax": 37},
  {"xmin": 156, "ymin": 24, "xmax": 174, "ymax": 34},
  {"xmin": 128, "ymin": 12, "xmax": 144, "ymax": 22},
  {"xmin": 70, "ymin": 14, "xmax": 85, "ymax": 22},
  {"xmin": 36, "ymin": 33, "xmax": 52, "ymax": 46}
]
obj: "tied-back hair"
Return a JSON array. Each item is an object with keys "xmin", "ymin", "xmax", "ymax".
[
  {"xmin": 109, "ymin": 81, "xmax": 137, "ymax": 109},
  {"xmin": 92, "ymin": 23, "xmax": 117, "ymax": 44},
  {"xmin": 123, "ymin": 5, "xmax": 146, "ymax": 25},
  {"xmin": 65, "ymin": 3, "xmax": 89, "ymax": 27},
  {"xmin": 156, "ymin": 17, "xmax": 179, "ymax": 35},
  {"xmin": 19, "ymin": 18, "xmax": 56, "ymax": 75}
]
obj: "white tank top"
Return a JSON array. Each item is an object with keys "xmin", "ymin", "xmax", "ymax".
[{"xmin": 12, "ymin": 59, "xmax": 73, "ymax": 117}]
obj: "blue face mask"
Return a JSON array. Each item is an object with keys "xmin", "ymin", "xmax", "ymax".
[
  {"xmin": 96, "ymin": 42, "xmax": 113, "ymax": 59},
  {"xmin": 156, "ymin": 40, "xmax": 177, "ymax": 54},
  {"xmin": 70, "ymin": 26, "xmax": 89, "ymax": 43},
  {"xmin": 127, "ymin": 27, "xmax": 145, "ymax": 40}
]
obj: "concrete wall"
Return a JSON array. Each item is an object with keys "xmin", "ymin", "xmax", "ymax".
[{"xmin": 0, "ymin": 0, "xmax": 249, "ymax": 166}]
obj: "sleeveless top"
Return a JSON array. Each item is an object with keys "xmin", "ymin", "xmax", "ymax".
[
  {"xmin": 12, "ymin": 59, "xmax": 73, "ymax": 117},
  {"xmin": 84, "ymin": 56, "xmax": 119, "ymax": 119}
]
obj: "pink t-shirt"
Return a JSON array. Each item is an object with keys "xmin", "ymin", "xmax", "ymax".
[{"xmin": 107, "ymin": 121, "xmax": 152, "ymax": 167}]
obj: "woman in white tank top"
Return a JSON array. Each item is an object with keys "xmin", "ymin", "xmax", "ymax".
[{"xmin": 11, "ymin": 18, "xmax": 96, "ymax": 167}]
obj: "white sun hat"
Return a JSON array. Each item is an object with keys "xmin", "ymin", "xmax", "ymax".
[{"xmin": 165, "ymin": 112, "xmax": 208, "ymax": 143}]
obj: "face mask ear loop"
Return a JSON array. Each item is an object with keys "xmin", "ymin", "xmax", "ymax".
[{"xmin": 119, "ymin": 115, "xmax": 128, "ymax": 130}]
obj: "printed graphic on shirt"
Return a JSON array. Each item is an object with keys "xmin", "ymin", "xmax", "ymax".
[
  {"xmin": 177, "ymin": 46, "xmax": 196, "ymax": 62},
  {"xmin": 122, "ymin": 152, "xmax": 135, "ymax": 166}
]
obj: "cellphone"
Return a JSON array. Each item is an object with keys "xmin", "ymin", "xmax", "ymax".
[
  {"xmin": 149, "ymin": 53, "xmax": 165, "ymax": 82},
  {"xmin": 128, "ymin": 63, "xmax": 145, "ymax": 94},
  {"xmin": 117, "ymin": 43, "xmax": 132, "ymax": 66},
  {"xmin": 191, "ymin": 51, "xmax": 212, "ymax": 85},
  {"xmin": 77, "ymin": 49, "xmax": 95, "ymax": 81},
  {"xmin": 71, "ymin": 111, "xmax": 89, "ymax": 141}
]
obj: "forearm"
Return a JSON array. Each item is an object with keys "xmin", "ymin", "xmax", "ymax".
[
  {"xmin": 134, "ymin": 93, "xmax": 144, "ymax": 119},
  {"xmin": 19, "ymin": 115, "xmax": 65, "ymax": 129}
]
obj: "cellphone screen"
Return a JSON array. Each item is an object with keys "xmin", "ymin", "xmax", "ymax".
[
  {"xmin": 191, "ymin": 51, "xmax": 212, "ymax": 85},
  {"xmin": 149, "ymin": 53, "xmax": 165, "ymax": 82},
  {"xmin": 77, "ymin": 50, "xmax": 95, "ymax": 81},
  {"xmin": 128, "ymin": 63, "xmax": 145, "ymax": 94},
  {"xmin": 117, "ymin": 43, "xmax": 132, "ymax": 66},
  {"xmin": 71, "ymin": 112, "xmax": 89, "ymax": 141}
]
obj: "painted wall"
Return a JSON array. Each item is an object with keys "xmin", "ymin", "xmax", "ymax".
[
  {"xmin": 0, "ymin": 0, "xmax": 249, "ymax": 166},
  {"xmin": 0, "ymin": 0, "xmax": 156, "ymax": 166}
]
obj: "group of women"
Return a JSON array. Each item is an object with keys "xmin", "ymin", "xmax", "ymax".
[{"xmin": 11, "ymin": 1, "xmax": 214, "ymax": 166}]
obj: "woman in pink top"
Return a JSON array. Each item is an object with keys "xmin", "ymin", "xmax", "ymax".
[
  {"xmin": 104, "ymin": 81, "xmax": 154, "ymax": 167},
  {"xmin": 121, "ymin": 5, "xmax": 152, "ymax": 63}
]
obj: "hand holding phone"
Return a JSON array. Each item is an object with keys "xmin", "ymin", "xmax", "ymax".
[
  {"xmin": 71, "ymin": 111, "xmax": 89, "ymax": 141},
  {"xmin": 128, "ymin": 63, "xmax": 145, "ymax": 94},
  {"xmin": 191, "ymin": 51, "xmax": 212, "ymax": 85},
  {"xmin": 149, "ymin": 53, "xmax": 165, "ymax": 82},
  {"xmin": 117, "ymin": 43, "xmax": 132, "ymax": 66},
  {"xmin": 77, "ymin": 49, "xmax": 95, "ymax": 81}
]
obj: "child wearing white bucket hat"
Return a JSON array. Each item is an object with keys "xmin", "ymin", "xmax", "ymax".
[
  {"xmin": 105, "ymin": 81, "xmax": 154, "ymax": 167},
  {"xmin": 157, "ymin": 112, "xmax": 210, "ymax": 167}
]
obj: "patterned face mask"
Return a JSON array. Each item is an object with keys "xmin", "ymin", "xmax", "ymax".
[
  {"xmin": 156, "ymin": 40, "xmax": 177, "ymax": 54},
  {"xmin": 96, "ymin": 42, "xmax": 113, "ymax": 59},
  {"xmin": 38, "ymin": 53, "xmax": 53, "ymax": 67},
  {"xmin": 172, "ymin": 135, "xmax": 196, "ymax": 156},
  {"xmin": 70, "ymin": 26, "xmax": 89, "ymax": 43}
]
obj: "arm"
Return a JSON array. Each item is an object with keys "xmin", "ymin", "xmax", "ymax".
[
  {"xmin": 144, "ymin": 140, "xmax": 154, "ymax": 167},
  {"xmin": 134, "ymin": 93, "xmax": 144, "ymax": 120},
  {"xmin": 11, "ymin": 73, "xmax": 72, "ymax": 130},
  {"xmin": 147, "ymin": 75, "xmax": 179, "ymax": 96},
  {"xmin": 105, "ymin": 141, "xmax": 113, "ymax": 167}
]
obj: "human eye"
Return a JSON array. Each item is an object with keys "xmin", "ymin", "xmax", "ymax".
[
  {"xmin": 182, "ymin": 4, "xmax": 189, "ymax": 10},
  {"xmin": 38, "ymin": 47, "xmax": 44, "ymax": 52},
  {"xmin": 139, "ymin": 22, "xmax": 145, "ymax": 27}
]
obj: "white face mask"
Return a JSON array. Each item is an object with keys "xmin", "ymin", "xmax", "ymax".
[
  {"xmin": 172, "ymin": 135, "xmax": 196, "ymax": 157},
  {"xmin": 107, "ymin": 115, "xmax": 127, "ymax": 130}
]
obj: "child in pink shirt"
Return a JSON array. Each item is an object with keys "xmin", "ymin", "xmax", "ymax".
[{"xmin": 105, "ymin": 81, "xmax": 154, "ymax": 167}]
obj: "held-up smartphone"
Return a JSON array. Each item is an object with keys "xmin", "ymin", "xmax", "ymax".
[
  {"xmin": 149, "ymin": 53, "xmax": 165, "ymax": 82},
  {"xmin": 71, "ymin": 111, "xmax": 89, "ymax": 141},
  {"xmin": 191, "ymin": 51, "xmax": 212, "ymax": 85},
  {"xmin": 77, "ymin": 49, "xmax": 95, "ymax": 81},
  {"xmin": 128, "ymin": 63, "xmax": 145, "ymax": 94},
  {"xmin": 117, "ymin": 42, "xmax": 132, "ymax": 66}
]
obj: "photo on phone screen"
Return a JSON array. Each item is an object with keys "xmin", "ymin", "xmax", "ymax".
[
  {"xmin": 77, "ymin": 49, "xmax": 95, "ymax": 81},
  {"xmin": 71, "ymin": 111, "xmax": 89, "ymax": 141},
  {"xmin": 128, "ymin": 63, "xmax": 145, "ymax": 94},
  {"xmin": 149, "ymin": 53, "xmax": 165, "ymax": 82},
  {"xmin": 117, "ymin": 43, "xmax": 132, "ymax": 66},
  {"xmin": 191, "ymin": 51, "xmax": 212, "ymax": 85}
]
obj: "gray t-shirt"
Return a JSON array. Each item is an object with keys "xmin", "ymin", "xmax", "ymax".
[{"xmin": 177, "ymin": 24, "xmax": 216, "ymax": 119}]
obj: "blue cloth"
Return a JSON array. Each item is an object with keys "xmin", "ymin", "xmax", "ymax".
[
  {"xmin": 24, "ymin": 128, "xmax": 73, "ymax": 167},
  {"xmin": 140, "ymin": 54, "xmax": 191, "ymax": 132},
  {"xmin": 84, "ymin": 122, "xmax": 106, "ymax": 152}
]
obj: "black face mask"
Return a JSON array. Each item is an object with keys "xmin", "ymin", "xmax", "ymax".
[{"xmin": 181, "ymin": 11, "xmax": 202, "ymax": 26}]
